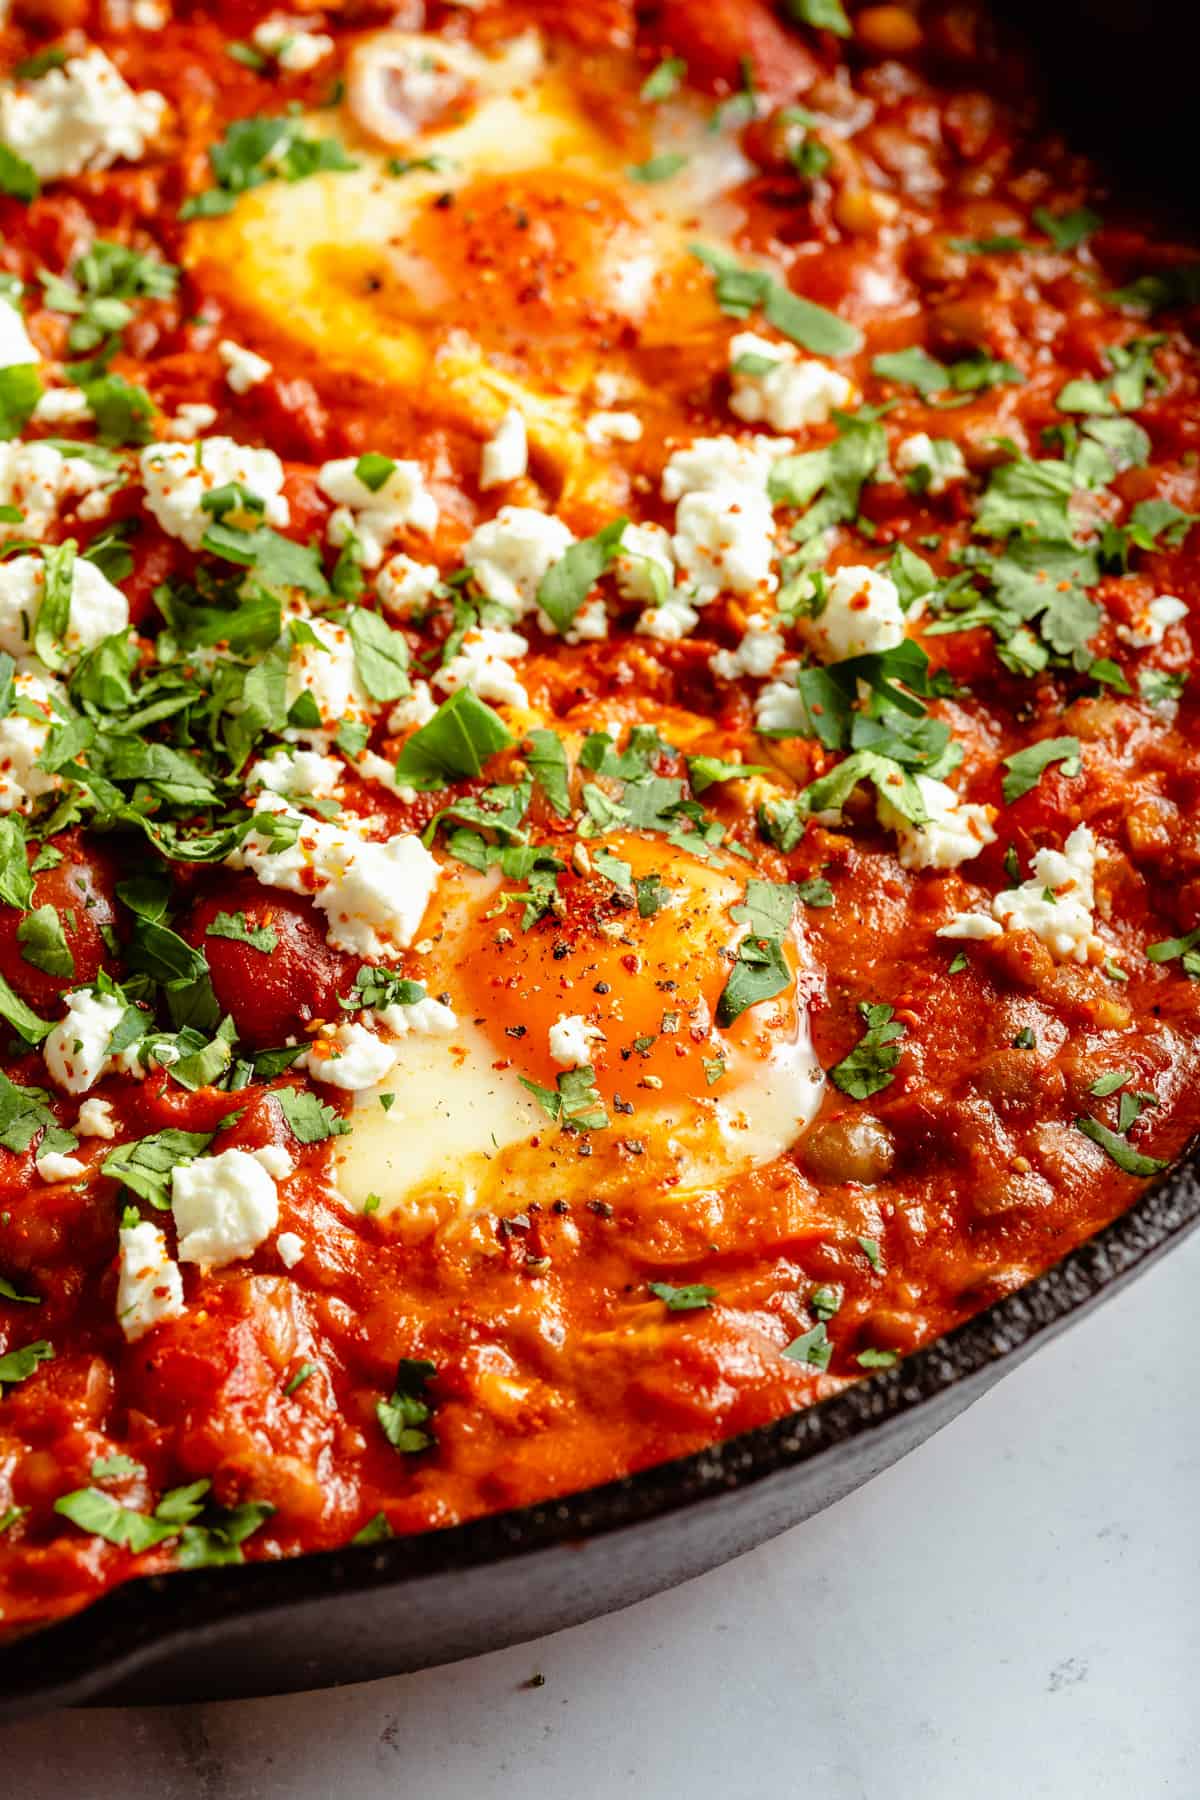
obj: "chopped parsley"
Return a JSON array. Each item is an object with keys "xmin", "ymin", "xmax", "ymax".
[
  {"xmin": 649, "ymin": 1281, "xmax": 716, "ymax": 1312},
  {"xmin": 829, "ymin": 1002, "xmax": 906, "ymax": 1099}
]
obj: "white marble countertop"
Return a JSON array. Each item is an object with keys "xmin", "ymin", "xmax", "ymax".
[{"xmin": 3, "ymin": 1231, "xmax": 1197, "ymax": 1799}]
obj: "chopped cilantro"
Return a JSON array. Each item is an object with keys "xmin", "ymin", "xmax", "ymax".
[
  {"xmin": 649, "ymin": 1281, "xmax": 716, "ymax": 1312},
  {"xmin": 829, "ymin": 1001, "xmax": 906, "ymax": 1099}
]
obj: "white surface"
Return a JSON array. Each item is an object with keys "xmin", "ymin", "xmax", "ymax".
[{"xmin": 3, "ymin": 1233, "xmax": 1198, "ymax": 1797}]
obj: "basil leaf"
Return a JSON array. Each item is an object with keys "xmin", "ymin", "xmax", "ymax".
[
  {"xmin": 206, "ymin": 911, "xmax": 278, "ymax": 953},
  {"xmin": 377, "ymin": 1357, "xmax": 437, "ymax": 1454},
  {"xmin": 354, "ymin": 453, "xmax": 395, "ymax": 493},
  {"xmin": 782, "ymin": 1321, "xmax": 831, "ymax": 1369},
  {"xmin": 277, "ymin": 1086, "xmax": 350, "ymax": 1143},
  {"xmin": 0, "ymin": 363, "xmax": 42, "ymax": 438},
  {"xmin": 524, "ymin": 728, "xmax": 572, "ymax": 817},
  {"xmin": 536, "ymin": 517, "xmax": 627, "ymax": 632},
  {"xmin": 0, "ymin": 816, "xmax": 33, "ymax": 911},
  {"xmin": 0, "ymin": 146, "xmax": 38, "ymax": 203},
  {"xmin": 871, "ymin": 347, "xmax": 950, "ymax": 395},
  {"xmin": 1034, "ymin": 205, "xmax": 1101, "ymax": 250},
  {"xmin": 103, "ymin": 1128, "xmax": 216, "ymax": 1209},
  {"xmin": 649, "ymin": 1281, "xmax": 716, "ymax": 1312},
  {"xmin": 0, "ymin": 1339, "xmax": 53, "ymax": 1389},
  {"xmin": 347, "ymin": 607, "xmax": 410, "ymax": 702},
  {"xmin": 686, "ymin": 754, "xmax": 767, "ymax": 794},
  {"xmin": 640, "ymin": 57, "xmax": 685, "ymax": 101},
  {"xmin": 54, "ymin": 1487, "xmax": 179, "ymax": 1553},
  {"xmin": 1075, "ymin": 1115, "xmax": 1168, "ymax": 1176},
  {"xmin": 16, "ymin": 904, "xmax": 74, "ymax": 978},
  {"xmin": 784, "ymin": 0, "xmax": 851, "ymax": 35},
  {"xmin": 394, "ymin": 688, "xmax": 514, "ymax": 786},
  {"xmin": 33, "ymin": 541, "xmax": 76, "ymax": 671},
  {"xmin": 1000, "ymin": 736, "xmax": 1082, "ymax": 803},
  {"xmin": 828, "ymin": 1000, "xmax": 906, "ymax": 1099}
]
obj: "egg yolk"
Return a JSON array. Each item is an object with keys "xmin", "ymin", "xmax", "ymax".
[{"xmin": 434, "ymin": 832, "xmax": 801, "ymax": 1106}]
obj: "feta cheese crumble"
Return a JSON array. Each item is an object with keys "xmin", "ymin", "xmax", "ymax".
[
  {"xmin": 44, "ymin": 989, "xmax": 128, "ymax": 1095},
  {"xmin": 276, "ymin": 1231, "xmax": 305, "ymax": 1268},
  {"xmin": 894, "ymin": 433, "xmax": 968, "ymax": 494},
  {"xmin": 938, "ymin": 826, "xmax": 1105, "ymax": 963},
  {"xmin": 548, "ymin": 1014, "xmax": 605, "ymax": 1067},
  {"xmin": 728, "ymin": 331, "xmax": 856, "ymax": 433},
  {"xmin": 172, "ymin": 1148, "xmax": 281, "ymax": 1268},
  {"xmin": 237, "ymin": 796, "xmax": 441, "ymax": 958},
  {"xmin": 0, "ymin": 670, "xmax": 63, "ymax": 812},
  {"xmin": 0, "ymin": 297, "xmax": 38, "ymax": 368},
  {"xmin": 299, "ymin": 1021, "xmax": 398, "ymax": 1091},
  {"xmin": 140, "ymin": 438, "xmax": 289, "ymax": 548},
  {"xmin": 0, "ymin": 49, "xmax": 167, "ymax": 183},
  {"xmin": 0, "ymin": 553, "xmax": 128, "ymax": 668},
  {"xmin": 464, "ymin": 506, "xmax": 574, "ymax": 613},
  {"xmin": 480, "ymin": 408, "xmax": 528, "ymax": 489},
  {"xmin": 801, "ymin": 563, "xmax": 907, "ymax": 663},
  {"xmin": 317, "ymin": 457, "xmax": 437, "ymax": 569},
  {"xmin": 377, "ymin": 552, "xmax": 441, "ymax": 617},
  {"xmin": 0, "ymin": 442, "xmax": 109, "ymax": 544},
  {"xmin": 252, "ymin": 17, "xmax": 335, "ymax": 71},
  {"xmin": 285, "ymin": 616, "xmax": 373, "ymax": 737},
  {"xmin": 1117, "ymin": 594, "xmax": 1188, "ymax": 648},
  {"xmin": 218, "ymin": 338, "xmax": 273, "ymax": 395},
  {"xmin": 585, "ymin": 410, "xmax": 643, "ymax": 445},
  {"xmin": 37, "ymin": 1149, "xmax": 86, "ymax": 1183},
  {"xmin": 117, "ymin": 1220, "xmax": 185, "ymax": 1342},
  {"xmin": 876, "ymin": 774, "xmax": 997, "ymax": 870},
  {"xmin": 76, "ymin": 1098, "xmax": 117, "ymax": 1139},
  {"xmin": 434, "ymin": 624, "xmax": 530, "ymax": 708}
]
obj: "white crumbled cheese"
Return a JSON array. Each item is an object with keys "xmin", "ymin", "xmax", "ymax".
[
  {"xmin": 585, "ymin": 410, "xmax": 643, "ymax": 445},
  {"xmin": 754, "ymin": 667, "xmax": 809, "ymax": 735},
  {"xmin": 0, "ymin": 553, "xmax": 128, "ymax": 668},
  {"xmin": 877, "ymin": 774, "xmax": 997, "ymax": 871},
  {"xmin": 218, "ymin": 338, "xmax": 273, "ymax": 395},
  {"xmin": 561, "ymin": 597, "xmax": 608, "ymax": 643},
  {"xmin": 285, "ymin": 616, "xmax": 373, "ymax": 735},
  {"xmin": 673, "ymin": 487, "xmax": 777, "ymax": 600},
  {"xmin": 252, "ymin": 17, "xmax": 335, "ymax": 70},
  {"xmin": 117, "ymin": 1221, "xmax": 184, "ymax": 1342},
  {"xmin": 661, "ymin": 435, "xmax": 786, "ymax": 503},
  {"xmin": 991, "ymin": 825, "xmax": 1104, "ymax": 963},
  {"xmin": 237, "ymin": 796, "xmax": 441, "ymax": 958},
  {"xmin": 376, "ymin": 994, "xmax": 458, "ymax": 1038},
  {"xmin": 140, "ymin": 438, "xmax": 289, "ymax": 548},
  {"xmin": 76, "ymin": 1097, "xmax": 117, "ymax": 1139},
  {"xmin": 937, "ymin": 913, "xmax": 1003, "ymax": 941},
  {"xmin": 317, "ymin": 457, "xmax": 437, "ymax": 570},
  {"xmin": 251, "ymin": 1143, "xmax": 294, "ymax": 1179},
  {"xmin": 37, "ymin": 1149, "xmax": 86, "ymax": 1183},
  {"xmin": 31, "ymin": 386, "xmax": 91, "ymax": 424},
  {"xmin": 0, "ymin": 442, "xmax": 108, "ymax": 544},
  {"xmin": 710, "ymin": 617, "xmax": 787, "ymax": 680},
  {"xmin": 44, "ymin": 989, "xmax": 128, "ymax": 1095},
  {"xmin": 132, "ymin": 0, "xmax": 169, "ymax": 26},
  {"xmin": 354, "ymin": 750, "xmax": 418, "ymax": 802},
  {"xmin": 616, "ymin": 521, "xmax": 674, "ymax": 604},
  {"xmin": 249, "ymin": 748, "xmax": 345, "ymax": 799},
  {"xmin": 172, "ymin": 1148, "xmax": 280, "ymax": 1269},
  {"xmin": 728, "ymin": 331, "xmax": 856, "ymax": 433},
  {"xmin": 434, "ymin": 624, "xmax": 529, "ymax": 708},
  {"xmin": 548, "ymin": 1014, "xmax": 605, "ymax": 1067},
  {"xmin": 802, "ymin": 563, "xmax": 907, "ymax": 663},
  {"xmin": 388, "ymin": 681, "xmax": 438, "ymax": 732},
  {"xmin": 165, "ymin": 402, "xmax": 218, "ymax": 441},
  {"xmin": 277, "ymin": 1231, "xmax": 305, "ymax": 1268},
  {"xmin": 299, "ymin": 1020, "xmax": 398, "ymax": 1091},
  {"xmin": 480, "ymin": 407, "xmax": 528, "ymax": 490},
  {"xmin": 0, "ymin": 50, "xmax": 167, "ymax": 183},
  {"xmin": 1117, "ymin": 594, "xmax": 1188, "ymax": 648},
  {"xmin": 894, "ymin": 433, "xmax": 968, "ymax": 494},
  {"xmin": 377, "ymin": 552, "xmax": 440, "ymax": 617},
  {"xmin": 464, "ymin": 506, "xmax": 574, "ymax": 614},
  {"xmin": 0, "ymin": 298, "xmax": 38, "ymax": 368},
  {"xmin": 636, "ymin": 594, "xmax": 700, "ymax": 641},
  {"xmin": 0, "ymin": 670, "xmax": 62, "ymax": 812}
]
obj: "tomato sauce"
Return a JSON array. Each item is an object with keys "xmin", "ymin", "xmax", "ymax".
[{"xmin": 0, "ymin": 0, "xmax": 1198, "ymax": 1636}]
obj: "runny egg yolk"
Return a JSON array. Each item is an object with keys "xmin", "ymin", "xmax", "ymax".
[{"xmin": 435, "ymin": 832, "xmax": 801, "ymax": 1103}]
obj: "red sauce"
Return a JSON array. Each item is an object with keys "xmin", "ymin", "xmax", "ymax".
[{"xmin": 0, "ymin": 0, "xmax": 1198, "ymax": 1636}]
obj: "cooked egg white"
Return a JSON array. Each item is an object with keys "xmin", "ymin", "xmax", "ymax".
[
  {"xmin": 185, "ymin": 29, "xmax": 753, "ymax": 507},
  {"xmin": 334, "ymin": 836, "xmax": 825, "ymax": 1225}
]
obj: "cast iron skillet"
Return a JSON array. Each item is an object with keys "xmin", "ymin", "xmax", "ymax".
[
  {"xmin": 0, "ymin": 1161, "xmax": 1194, "ymax": 1713},
  {"xmin": 1, "ymin": 0, "xmax": 1198, "ymax": 1717}
]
